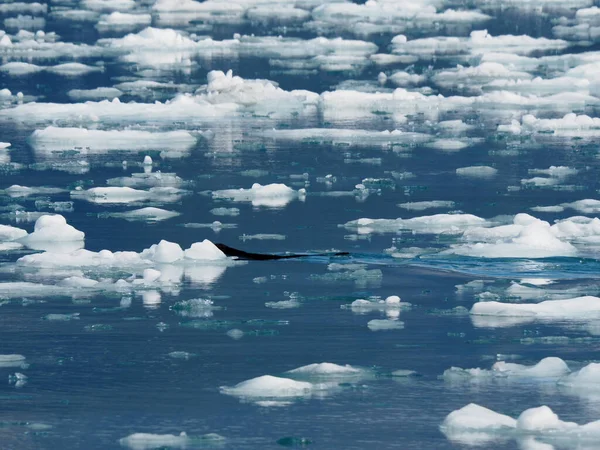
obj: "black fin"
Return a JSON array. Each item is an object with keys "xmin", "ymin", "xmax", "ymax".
[{"xmin": 215, "ymin": 243, "xmax": 349, "ymax": 261}]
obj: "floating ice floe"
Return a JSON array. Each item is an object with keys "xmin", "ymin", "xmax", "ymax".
[
  {"xmin": 392, "ymin": 30, "xmax": 569, "ymax": 58},
  {"xmin": 308, "ymin": 3, "xmax": 490, "ymax": 38},
  {"xmin": 118, "ymin": 431, "xmax": 224, "ymax": 450},
  {"xmin": 342, "ymin": 296, "xmax": 409, "ymax": 319},
  {"xmin": 29, "ymin": 127, "xmax": 198, "ymax": 153},
  {"xmin": 343, "ymin": 213, "xmax": 488, "ymax": 235},
  {"xmin": 441, "ymin": 403, "xmax": 600, "ymax": 446},
  {"xmin": 212, "ymin": 183, "xmax": 305, "ymax": 208},
  {"xmin": 499, "ymin": 113, "xmax": 600, "ymax": 138},
  {"xmin": 443, "ymin": 357, "xmax": 570, "ymax": 380},
  {"xmin": 170, "ymin": 298, "xmax": 221, "ymax": 318},
  {"xmin": 398, "ymin": 201, "xmax": 456, "ymax": 211},
  {"xmin": 220, "ymin": 375, "xmax": 314, "ymax": 399},
  {"xmin": 432, "ymin": 62, "xmax": 532, "ymax": 92},
  {"xmin": 103, "ymin": 207, "xmax": 180, "ymax": 222},
  {"xmin": 456, "ymin": 166, "xmax": 498, "ymax": 178},
  {"xmin": 67, "ymin": 87, "xmax": 123, "ymax": 101},
  {"xmin": 367, "ymin": 319, "xmax": 404, "ymax": 331},
  {"xmin": 0, "ymin": 354, "xmax": 27, "ymax": 368},
  {"xmin": 2, "ymin": 184, "xmax": 66, "ymax": 198},
  {"xmin": 96, "ymin": 12, "xmax": 151, "ymax": 31},
  {"xmin": 484, "ymin": 76, "xmax": 590, "ymax": 97},
  {"xmin": 263, "ymin": 128, "xmax": 431, "ymax": 147},
  {"xmin": 470, "ymin": 296, "xmax": 600, "ymax": 328},
  {"xmin": 107, "ymin": 172, "xmax": 184, "ymax": 189},
  {"xmin": 445, "ymin": 214, "xmax": 578, "ymax": 258},
  {"xmin": 16, "ymin": 214, "xmax": 84, "ymax": 253},
  {"xmin": 284, "ymin": 362, "xmax": 368, "ymax": 380},
  {"xmin": 71, "ymin": 186, "xmax": 187, "ymax": 204}
]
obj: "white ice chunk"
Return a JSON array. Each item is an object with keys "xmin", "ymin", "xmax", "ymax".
[
  {"xmin": 444, "ymin": 357, "xmax": 570, "ymax": 380},
  {"xmin": 0, "ymin": 224, "xmax": 27, "ymax": 241},
  {"xmin": 344, "ymin": 214, "xmax": 488, "ymax": 235},
  {"xmin": 119, "ymin": 432, "xmax": 189, "ymax": 450},
  {"xmin": 107, "ymin": 207, "xmax": 180, "ymax": 222},
  {"xmin": 212, "ymin": 183, "xmax": 303, "ymax": 208},
  {"xmin": 29, "ymin": 127, "xmax": 197, "ymax": 152},
  {"xmin": 456, "ymin": 166, "xmax": 498, "ymax": 178},
  {"xmin": 220, "ymin": 375, "xmax": 313, "ymax": 398},
  {"xmin": 471, "ymin": 296, "xmax": 600, "ymax": 322},
  {"xmin": 18, "ymin": 215, "xmax": 84, "ymax": 252},
  {"xmin": 183, "ymin": 240, "xmax": 227, "ymax": 261},
  {"xmin": 46, "ymin": 63, "xmax": 102, "ymax": 76},
  {"xmin": 398, "ymin": 201, "xmax": 455, "ymax": 211}
]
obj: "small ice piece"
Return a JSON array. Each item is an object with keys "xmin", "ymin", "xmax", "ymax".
[
  {"xmin": 119, "ymin": 432, "xmax": 189, "ymax": 450},
  {"xmin": 142, "ymin": 290, "xmax": 161, "ymax": 308},
  {"xmin": 285, "ymin": 363, "xmax": 362, "ymax": 377},
  {"xmin": 44, "ymin": 313, "xmax": 80, "ymax": 321},
  {"xmin": 170, "ymin": 298, "xmax": 220, "ymax": 318},
  {"xmin": 226, "ymin": 329, "xmax": 244, "ymax": 340},
  {"xmin": 168, "ymin": 351, "xmax": 194, "ymax": 360},
  {"xmin": 143, "ymin": 155, "xmax": 152, "ymax": 165},
  {"xmin": 265, "ymin": 299, "xmax": 300, "ymax": 309},
  {"xmin": 367, "ymin": 319, "xmax": 404, "ymax": 331},
  {"xmin": 456, "ymin": 166, "xmax": 498, "ymax": 178},
  {"xmin": 398, "ymin": 201, "xmax": 455, "ymax": 211},
  {"xmin": 210, "ymin": 207, "xmax": 239, "ymax": 216},
  {"xmin": 220, "ymin": 375, "xmax": 313, "ymax": 398}
]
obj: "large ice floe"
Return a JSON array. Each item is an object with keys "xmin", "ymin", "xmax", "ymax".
[{"xmin": 441, "ymin": 403, "xmax": 600, "ymax": 446}]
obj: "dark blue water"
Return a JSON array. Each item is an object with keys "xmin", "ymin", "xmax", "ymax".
[{"xmin": 1, "ymin": 1, "xmax": 600, "ymax": 449}]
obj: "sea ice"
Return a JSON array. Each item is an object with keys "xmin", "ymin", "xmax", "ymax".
[
  {"xmin": 441, "ymin": 403, "xmax": 600, "ymax": 444},
  {"xmin": 443, "ymin": 357, "xmax": 570, "ymax": 380},
  {"xmin": 397, "ymin": 201, "xmax": 455, "ymax": 211},
  {"xmin": 105, "ymin": 207, "xmax": 180, "ymax": 222},
  {"xmin": 67, "ymin": 87, "xmax": 123, "ymax": 101},
  {"xmin": 119, "ymin": 432, "xmax": 189, "ymax": 450},
  {"xmin": 29, "ymin": 127, "xmax": 198, "ymax": 153},
  {"xmin": 456, "ymin": 166, "xmax": 498, "ymax": 178},
  {"xmin": 344, "ymin": 214, "xmax": 488, "ymax": 235},
  {"xmin": 212, "ymin": 183, "xmax": 304, "ymax": 208},
  {"xmin": 71, "ymin": 186, "xmax": 186, "ymax": 204},
  {"xmin": 471, "ymin": 296, "xmax": 600, "ymax": 324},
  {"xmin": 367, "ymin": 319, "xmax": 404, "ymax": 331},
  {"xmin": 220, "ymin": 375, "xmax": 313, "ymax": 398},
  {"xmin": 18, "ymin": 214, "xmax": 84, "ymax": 252}
]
